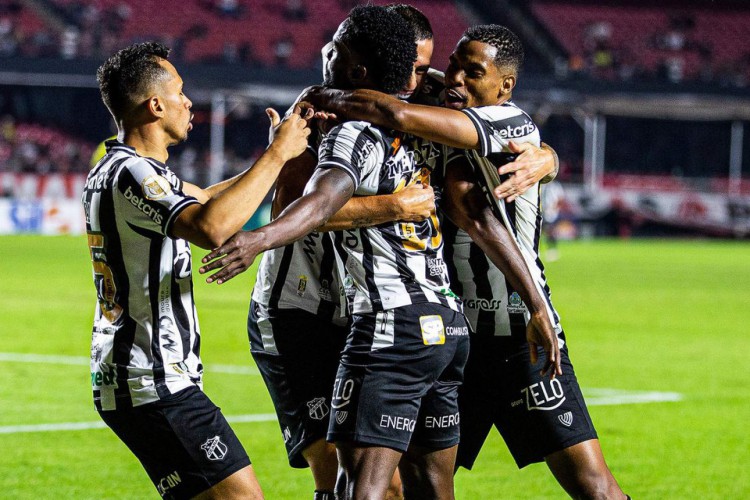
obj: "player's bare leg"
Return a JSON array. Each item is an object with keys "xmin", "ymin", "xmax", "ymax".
[
  {"xmin": 302, "ymin": 438, "xmax": 339, "ymax": 492},
  {"xmin": 336, "ymin": 442, "xmax": 402, "ymax": 500},
  {"xmin": 545, "ymin": 439, "xmax": 627, "ymax": 500},
  {"xmin": 398, "ymin": 444, "xmax": 457, "ymax": 500},
  {"xmin": 192, "ymin": 464, "xmax": 263, "ymax": 500},
  {"xmin": 386, "ymin": 467, "xmax": 404, "ymax": 500}
]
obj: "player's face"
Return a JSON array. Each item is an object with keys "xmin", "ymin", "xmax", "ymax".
[
  {"xmin": 398, "ymin": 37, "xmax": 434, "ymax": 100},
  {"xmin": 443, "ymin": 39, "xmax": 511, "ymax": 109},
  {"xmin": 322, "ymin": 21, "xmax": 358, "ymax": 89},
  {"xmin": 157, "ymin": 59, "xmax": 193, "ymax": 145}
]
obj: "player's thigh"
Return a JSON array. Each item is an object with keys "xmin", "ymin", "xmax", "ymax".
[
  {"xmin": 494, "ymin": 344, "xmax": 598, "ymax": 468},
  {"xmin": 329, "ymin": 304, "xmax": 466, "ymax": 452},
  {"xmin": 99, "ymin": 387, "xmax": 251, "ymax": 499},
  {"xmin": 249, "ymin": 303, "xmax": 347, "ymax": 468}
]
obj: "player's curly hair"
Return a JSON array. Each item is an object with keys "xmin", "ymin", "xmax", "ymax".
[
  {"xmin": 339, "ymin": 6, "xmax": 416, "ymax": 94},
  {"xmin": 386, "ymin": 4, "xmax": 433, "ymax": 41},
  {"xmin": 463, "ymin": 25, "xmax": 524, "ymax": 71},
  {"xmin": 97, "ymin": 42, "xmax": 171, "ymax": 119}
]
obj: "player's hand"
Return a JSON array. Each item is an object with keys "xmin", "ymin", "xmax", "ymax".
[
  {"xmin": 199, "ymin": 231, "xmax": 265, "ymax": 284},
  {"xmin": 494, "ymin": 141, "xmax": 556, "ymax": 203},
  {"xmin": 526, "ymin": 310, "xmax": 562, "ymax": 379},
  {"xmin": 395, "ymin": 183, "xmax": 435, "ymax": 222},
  {"xmin": 268, "ymin": 105, "xmax": 313, "ymax": 162}
]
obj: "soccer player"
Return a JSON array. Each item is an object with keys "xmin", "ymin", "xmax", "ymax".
[
  {"xmin": 201, "ymin": 7, "xmax": 559, "ymax": 498},
  {"xmin": 244, "ymin": 113, "xmax": 430, "ymax": 500},
  {"xmin": 83, "ymin": 41, "xmax": 310, "ymax": 499},
  {"xmin": 301, "ymin": 24, "xmax": 629, "ymax": 500}
]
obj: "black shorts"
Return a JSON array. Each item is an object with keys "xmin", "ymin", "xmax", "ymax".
[
  {"xmin": 248, "ymin": 301, "xmax": 349, "ymax": 468},
  {"xmin": 456, "ymin": 334, "xmax": 598, "ymax": 469},
  {"xmin": 327, "ymin": 303, "xmax": 470, "ymax": 453},
  {"xmin": 98, "ymin": 386, "xmax": 250, "ymax": 499}
]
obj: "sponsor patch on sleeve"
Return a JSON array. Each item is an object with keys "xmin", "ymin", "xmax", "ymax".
[{"xmin": 142, "ymin": 175, "xmax": 173, "ymax": 200}]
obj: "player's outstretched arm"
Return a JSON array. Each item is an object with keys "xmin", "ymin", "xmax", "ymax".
[
  {"xmin": 173, "ymin": 107, "xmax": 311, "ymax": 249},
  {"xmin": 302, "ymin": 87, "xmax": 558, "ymax": 200},
  {"xmin": 443, "ymin": 156, "xmax": 561, "ymax": 378},
  {"xmin": 301, "ymin": 87, "xmax": 481, "ymax": 149},
  {"xmin": 199, "ymin": 168, "xmax": 356, "ymax": 284}
]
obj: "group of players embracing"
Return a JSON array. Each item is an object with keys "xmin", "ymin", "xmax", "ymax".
[{"xmin": 83, "ymin": 3, "xmax": 630, "ymax": 499}]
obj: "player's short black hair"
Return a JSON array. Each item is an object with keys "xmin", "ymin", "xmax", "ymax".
[
  {"xmin": 97, "ymin": 42, "xmax": 172, "ymax": 119},
  {"xmin": 386, "ymin": 4, "xmax": 433, "ymax": 41},
  {"xmin": 339, "ymin": 5, "xmax": 416, "ymax": 94},
  {"xmin": 463, "ymin": 25, "xmax": 524, "ymax": 71}
]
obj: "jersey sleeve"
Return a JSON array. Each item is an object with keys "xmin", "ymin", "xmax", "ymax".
[
  {"xmin": 461, "ymin": 104, "xmax": 541, "ymax": 157},
  {"xmin": 316, "ymin": 121, "xmax": 384, "ymax": 190},
  {"xmin": 114, "ymin": 157, "xmax": 199, "ymax": 236}
]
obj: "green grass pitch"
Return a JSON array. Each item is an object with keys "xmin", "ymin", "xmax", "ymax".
[{"xmin": 0, "ymin": 235, "xmax": 748, "ymax": 499}]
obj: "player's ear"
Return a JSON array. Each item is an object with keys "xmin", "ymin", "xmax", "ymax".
[
  {"xmin": 499, "ymin": 74, "xmax": 516, "ymax": 96},
  {"xmin": 349, "ymin": 64, "xmax": 367, "ymax": 85},
  {"xmin": 146, "ymin": 95, "xmax": 165, "ymax": 118}
]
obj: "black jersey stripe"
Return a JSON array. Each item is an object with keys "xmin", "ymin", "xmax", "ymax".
[
  {"xmin": 97, "ymin": 164, "xmax": 135, "ymax": 409},
  {"xmin": 468, "ymin": 238, "xmax": 496, "ymax": 331},
  {"xmin": 268, "ymin": 244, "xmax": 295, "ymax": 311},
  {"xmin": 462, "ymin": 108, "xmax": 491, "ymax": 157},
  {"xmin": 316, "ymin": 233, "xmax": 337, "ymax": 321},
  {"xmin": 171, "ymin": 240, "xmax": 193, "ymax": 360},
  {"xmin": 358, "ymin": 230, "xmax": 382, "ymax": 310},
  {"xmin": 148, "ymin": 236, "xmax": 170, "ymax": 399},
  {"xmin": 380, "ymin": 229, "xmax": 427, "ymax": 304}
]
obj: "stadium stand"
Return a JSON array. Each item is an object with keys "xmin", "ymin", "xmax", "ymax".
[
  {"xmin": 34, "ymin": 0, "xmax": 468, "ymax": 68},
  {"xmin": 532, "ymin": 1, "xmax": 750, "ymax": 85}
]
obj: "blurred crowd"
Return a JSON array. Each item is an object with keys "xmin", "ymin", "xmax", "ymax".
[
  {"xmin": 0, "ymin": 115, "xmax": 93, "ymax": 175},
  {"xmin": 559, "ymin": 13, "xmax": 749, "ymax": 87}
]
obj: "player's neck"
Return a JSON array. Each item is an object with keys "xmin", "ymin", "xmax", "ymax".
[{"xmin": 121, "ymin": 126, "xmax": 170, "ymax": 164}]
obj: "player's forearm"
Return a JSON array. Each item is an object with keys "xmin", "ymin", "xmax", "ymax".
[
  {"xmin": 187, "ymin": 147, "xmax": 288, "ymax": 248},
  {"xmin": 462, "ymin": 209, "xmax": 547, "ymax": 313},
  {"xmin": 539, "ymin": 143, "xmax": 559, "ymax": 184},
  {"xmin": 318, "ymin": 195, "xmax": 399, "ymax": 231}
]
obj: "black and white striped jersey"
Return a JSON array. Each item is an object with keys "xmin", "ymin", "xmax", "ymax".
[
  {"xmin": 82, "ymin": 141, "xmax": 202, "ymax": 411},
  {"xmin": 252, "ymin": 230, "xmax": 346, "ymax": 326},
  {"xmin": 444, "ymin": 103, "xmax": 562, "ymax": 338},
  {"xmin": 318, "ymin": 121, "xmax": 461, "ymax": 315}
]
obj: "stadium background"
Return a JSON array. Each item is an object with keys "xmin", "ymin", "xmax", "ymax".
[{"xmin": 0, "ymin": 0, "xmax": 748, "ymax": 498}]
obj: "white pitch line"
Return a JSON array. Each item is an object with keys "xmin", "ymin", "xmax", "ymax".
[
  {"xmin": 585, "ymin": 388, "xmax": 683, "ymax": 406},
  {"xmin": 0, "ymin": 413, "xmax": 278, "ymax": 435},
  {"xmin": 0, "ymin": 352, "xmax": 259, "ymax": 375}
]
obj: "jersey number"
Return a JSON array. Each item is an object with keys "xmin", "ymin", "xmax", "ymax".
[
  {"xmin": 400, "ymin": 213, "xmax": 442, "ymax": 252},
  {"xmin": 87, "ymin": 232, "xmax": 123, "ymax": 323}
]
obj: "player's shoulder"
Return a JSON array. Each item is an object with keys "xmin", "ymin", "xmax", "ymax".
[
  {"xmin": 465, "ymin": 100, "xmax": 532, "ymax": 122},
  {"xmin": 325, "ymin": 120, "xmax": 387, "ymax": 149}
]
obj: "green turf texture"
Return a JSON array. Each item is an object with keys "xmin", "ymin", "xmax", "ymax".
[{"xmin": 0, "ymin": 235, "xmax": 748, "ymax": 499}]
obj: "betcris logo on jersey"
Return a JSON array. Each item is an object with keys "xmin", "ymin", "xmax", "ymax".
[
  {"xmin": 492, "ymin": 115, "xmax": 537, "ymax": 140},
  {"xmin": 123, "ymin": 185, "xmax": 164, "ymax": 225}
]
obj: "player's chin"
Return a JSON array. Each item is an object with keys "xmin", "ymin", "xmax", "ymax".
[{"xmin": 444, "ymin": 100, "xmax": 466, "ymax": 110}]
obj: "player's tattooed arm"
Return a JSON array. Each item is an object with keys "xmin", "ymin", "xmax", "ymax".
[
  {"xmin": 443, "ymin": 155, "xmax": 562, "ymax": 378},
  {"xmin": 318, "ymin": 183, "xmax": 435, "ymax": 231},
  {"xmin": 494, "ymin": 141, "xmax": 559, "ymax": 203},
  {"xmin": 199, "ymin": 168, "xmax": 355, "ymax": 284}
]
